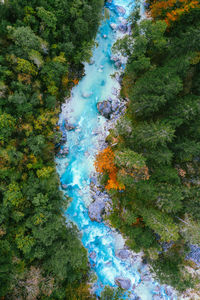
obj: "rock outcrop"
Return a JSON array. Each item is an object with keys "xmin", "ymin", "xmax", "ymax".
[
  {"xmin": 115, "ymin": 6, "xmax": 126, "ymax": 16},
  {"xmin": 114, "ymin": 277, "xmax": 131, "ymax": 290},
  {"xmin": 64, "ymin": 120, "xmax": 76, "ymax": 131},
  {"xmin": 88, "ymin": 200, "xmax": 105, "ymax": 222},
  {"xmin": 97, "ymin": 100, "xmax": 113, "ymax": 119},
  {"xmin": 116, "ymin": 249, "xmax": 130, "ymax": 260}
]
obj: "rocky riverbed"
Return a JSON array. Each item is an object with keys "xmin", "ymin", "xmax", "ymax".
[{"xmin": 55, "ymin": 0, "xmax": 179, "ymax": 299}]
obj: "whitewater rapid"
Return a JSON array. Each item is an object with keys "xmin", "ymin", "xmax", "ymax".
[{"xmin": 56, "ymin": 1, "xmax": 176, "ymax": 299}]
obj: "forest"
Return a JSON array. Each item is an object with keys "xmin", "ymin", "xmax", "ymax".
[
  {"xmin": 0, "ymin": 0, "xmax": 104, "ymax": 298},
  {"xmin": 95, "ymin": 0, "xmax": 200, "ymax": 294},
  {"xmin": 1, "ymin": 0, "xmax": 200, "ymax": 298}
]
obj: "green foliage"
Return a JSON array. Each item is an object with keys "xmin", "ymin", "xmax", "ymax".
[
  {"xmin": 0, "ymin": 240, "xmax": 14, "ymax": 296},
  {"xmin": 104, "ymin": 3, "xmax": 200, "ymax": 293},
  {"xmin": 131, "ymin": 121, "xmax": 175, "ymax": 150},
  {"xmin": 0, "ymin": 0, "xmax": 103, "ymax": 298},
  {"xmin": 100, "ymin": 286, "xmax": 126, "ymax": 300},
  {"xmin": 115, "ymin": 149, "xmax": 146, "ymax": 169},
  {"xmin": 151, "ymin": 246, "xmax": 194, "ymax": 292},
  {"xmin": 10, "ymin": 26, "xmax": 41, "ymax": 51},
  {"xmin": 0, "ymin": 112, "xmax": 16, "ymax": 142}
]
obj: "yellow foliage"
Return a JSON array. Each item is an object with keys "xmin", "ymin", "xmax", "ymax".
[
  {"xmin": 34, "ymin": 110, "xmax": 58, "ymax": 131},
  {"xmin": 53, "ymin": 52, "xmax": 66, "ymax": 63},
  {"xmin": 21, "ymin": 123, "xmax": 33, "ymax": 136},
  {"xmin": 190, "ymin": 52, "xmax": 200, "ymax": 65},
  {"xmin": 47, "ymin": 82, "xmax": 58, "ymax": 96},
  {"xmin": 36, "ymin": 166, "xmax": 54, "ymax": 178},
  {"xmin": 33, "ymin": 213, "xmax": 45, "ymax": 225},
  {"xmin": 29, "ymin": 154, "xmax": 37, "ymax": 164},
  {"xmin": 62, "ymin": 74, "xmax": 69, "ymax": 87},
  {"xmin": 16, "ymin": 58, "xmax": 38, "ymax": 76}
]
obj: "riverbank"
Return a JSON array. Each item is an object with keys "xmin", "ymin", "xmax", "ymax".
[
  {"xmin": 56, "ymin": 1, "xmax": 179, "ymax": 299},
  {"xmin": 93, "ymin": 0, "xmax": 200, "ymax": 298}
]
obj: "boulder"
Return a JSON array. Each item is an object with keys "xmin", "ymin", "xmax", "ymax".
[
  {"xmin": 89, "ymin": 251, "xmax": 96, "ymax": 260},
  {"xmin": 114, "ymin": 277, "xmax": 131, "ymax": 290},
  {"xmin": 115, "ymin": 61, "xmax": 122, "ymax": 68},
  {"xmin": 97, "ymin": 100, "xmax": 113, "ymax": 119},
  {"xmin": 89, "ymin": 59, "xmax": 95, "ymax": 65},
  {"xmin": 116, "ymin": 250, "xmax": 130, "ymax": 260},
  {"xmin": 82, "ymin": 92, "xmax": 93, "ymax": 98},
  {"xmin": 110, "ymin": 23, "xmax": 117, "ymax": 30},
  {"xmin": 165, "ymin": 287, "xmax": 173, "ymax": 296},
  {"xmin": 58, "ymin": 147, "xmax": 69, "ymax": 157},
  {"xmin": 115, "ymin": 73, "xmax": 123, "ymax": 84},
  {"xmin": 88, "ymin": 200, "xmax": 105, "ymax": 222},
  {"xmin": 115, "ymin": 6, "xmax": 126, "ymax": 16},
  {"xmin": 110, "ymin": 55, "xmax": 119, "ymax": 62},
  {"xmin": 118, "ymin": 24, "xmax": 128, "ymax": 33},
  {"xmin": 111, "ymin": 87, "xmax": 119, "ymax": 96},
  {"xmin": 61, "ymin": 183, "xmax": 68, "ymax": 190},
  {"xmin": 65, "ymin": 121, "xmax": 76, "ymax": 131}
]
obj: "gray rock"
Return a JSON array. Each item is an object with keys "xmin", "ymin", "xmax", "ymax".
[
  {"xmin": 65, "ymin": 121, "xmax": 76, "ymax": 131},
  {"xmin": 114, "ymin": 277, "xmax": 131, "ymax": 290},
  {"xmin": 165, "ymin": 287, "xmax": 173, "ymax": 296},
  {"xmin": 115, "ymin": 6, "xmax": 126, "ymax": 16},
  {"xmin": 116, "ymin": 250, "xmax": 130, "ymax": 260},
  {"xmin": 187, "ymin": 244, "xmax": 200, "ymax": 264},
  {"xmin": 88, "ymin": 200, "xmax": 105, "ymax": 222},
  {"xmin": 97, "ymin": 100, "xmax": 113, "ymax": 119},
  {"xmin": 110, "ymin": 23, "xmax": 117, "ymax": 30},
  {"xmin": 61, "ymin": 184, "xmax": 68, "ymax": 190},
  {"xmin": 110, "ymin": 55, "xmax": 119, "ymax": 62},
  {"xmin": 118, "ymin": 24, "xmax": 128, "ymax": 33},
  {"xmin": 111, "ymin": 87, "xmax": 119, "ymax": 96},
  {"xmin": 89, "ymin": 251, "xmax": 96, "ymax": 260},
  {"xmin": 119, "ymin": 17, "xmax": 128, "ymax": 25},
  {"xmin": 58, "ymin": 147, "xmax": 69, "ymax": 157},
  {"xmin": 115, "ymin": 61, "xmax": 122, "ymax": 68},
  {"xmin": 82, "ymin": 92, "xmax": 93, "ymax": 98},
  {"xmin": 89, "ymin": 59, "xmax": 95, "ymax": 65}
]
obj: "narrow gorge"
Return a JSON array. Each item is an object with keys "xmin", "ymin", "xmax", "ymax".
[{"xmin": 56, "ymin": 1, "xmax": 176, "ymax": 299}]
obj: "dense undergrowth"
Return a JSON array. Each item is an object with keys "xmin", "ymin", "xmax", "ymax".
[
  {"xmin": 96, "ymin": 0, "xmax": 200, "ymax": 294},
  {"xmin": 0, "ymin": 0, "xmax": 104, "ymax": 298}
]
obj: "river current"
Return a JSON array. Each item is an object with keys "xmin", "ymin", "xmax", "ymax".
[{"xmin": 56, "ymin": 0, "xmax": 176, "ymax": 299}]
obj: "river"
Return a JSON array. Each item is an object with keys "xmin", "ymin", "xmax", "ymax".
[{"xmin": 56, "ymin": 0, "xmax": 176, "ymax": 299}]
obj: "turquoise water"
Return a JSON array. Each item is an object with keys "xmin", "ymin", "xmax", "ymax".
[{"xmin": 56, "ymin": 1, "xmax": 176, "ymax": 299}]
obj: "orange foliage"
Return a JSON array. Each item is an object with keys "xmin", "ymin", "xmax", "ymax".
[
  {"xmin": 72, "ymin": 78, "xmax": 79, "ymax": 85},
  {"xmin": 132, "ymin": 217, "xmax": 143, "ymax": 226},
  {"xmin": 178, "ymin": 168, "xmax": 186, "ymax": 177},
  {"xmin": 18, "ymin": 73, "xmax": 31, "ymax": 84},
  {"xmin": 94, "ymin": 147, "xmax": 125, "ymax": 190},
  {"xmin": 149, "ymin": 0, "xmax": 200, "ymax": 26}
]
